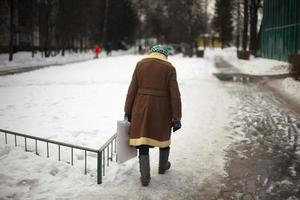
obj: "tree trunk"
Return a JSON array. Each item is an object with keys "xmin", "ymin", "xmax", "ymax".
[
  {"xmin": 249, "ymin": 0, "xmax": 259, "ymax": 55},
  {"xmin": 102, "ymin": 0, "xmax": 109, "ymax": 45},
  {"xmin": 44, "ymin": 22, "xmax": 50, "ymax": 58},
  {"xmin": 31, "ymin": 0, "xmax": 35, "ymax": 58},
  {"xmin": 44, "ymin": 0, "xmax": 53, "ymax": 58},
  {"xmin": 61, "ymin": 38, "xmax": 65, "ymax": 56},
  {"xmin": 242, "ymin": 0, "xmax": 249, "ymax": 51},
  {"xmin": 256, "ymin": 23, "xmax": 262, "ymax": 55},
  {"xmin": 80, "ymin": 39, "xmax": 83, "ymax": 52},
  {"xmin": 9, "ymin": 0, "xmax": 15, "ymax": 61},
  {"xmin": 236, "ymin": 0, "xmax": 241, "ymax": 50}
]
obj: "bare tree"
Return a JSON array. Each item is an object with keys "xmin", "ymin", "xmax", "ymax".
[
  {"xmin": 234, "ymin": 0, "xmax": 242, "ymax": 50},
  {"xmin": 249, "ymin": 0, "xmax": 262, "ymax": 55},
  {"xmin": 102, "ymin": 0, "xmax": 109, "ymax": 45},
  {"xmin": 242, "ymin": 0, "xmax": 249, "ymax": 51}
]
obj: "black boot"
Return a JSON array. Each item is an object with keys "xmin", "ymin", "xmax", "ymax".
[
  {"xmin": 159, "ymin": 148, "xmax": 171, "ymax": 174},
  {"xmin": 139, "ymin": 155, "xmax": 151, "ymax": 186}
]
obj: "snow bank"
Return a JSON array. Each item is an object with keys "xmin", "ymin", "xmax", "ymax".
[
  {"xmin": 0, "ymin": 49, "xmax": 134, "ymax": 72},
  {"xmin": 268, "ymin": 78, "xmax": 300, "ymax": 107},
  {"xmin": 0, "ymin": 146, "xmax": 98, "ymax": 199},
  {"xmin": 0, "ymin": 51, "xmax": 94, "ymax": 71},
  {"xmin": 206, "ymin": 47, "xmax": 290, "ymax": 75},
  {"xmin": 211, "ymin": 48, "xmax": 300, "ymax": 109},
  {"xmin": 281, "ymin": 78, "xmax": 300, "ymax": 100}
]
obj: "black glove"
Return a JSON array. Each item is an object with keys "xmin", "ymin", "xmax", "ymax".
[
  {"xmin": 172, "ymin": 118, "xmax": 181, "ymax": 132},
  {"xmin": 124, "ymin": 112, "xmax": 131, "ymax": 122}
]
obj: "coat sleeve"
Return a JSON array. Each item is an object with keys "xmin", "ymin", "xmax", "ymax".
[
  {"xmin": 124, "ymin": 66, "xmax": 138, "ymax": 114},
  {"xmin": 169, "ymin": 66, "xmax": 182, "ymax": 118}
]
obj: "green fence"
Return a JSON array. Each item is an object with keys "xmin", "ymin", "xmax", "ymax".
[
  {"xmin": 0, "ymin": 129, "xmax": 117, "ymax": 184},
  {"xmin": 261, "ymin": 0, "xmax": 300, "ymax": 61}
]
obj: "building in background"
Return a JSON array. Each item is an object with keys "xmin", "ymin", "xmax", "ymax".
[
  {"xmin": 197, "ymin": 34, "xmax": 222, "ymax": 49},
  {"xmin": 261, "ymin": 0, "xmax": 300, "ymax": 61}
]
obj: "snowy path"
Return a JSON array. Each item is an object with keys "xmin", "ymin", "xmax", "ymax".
[
  {"xmin": 0, "ymin": 54, "xmax": 235, "ymax": 199},
  {"xmin": 86, "ymin": 57, "xmax": 234, "ymax": 199}
]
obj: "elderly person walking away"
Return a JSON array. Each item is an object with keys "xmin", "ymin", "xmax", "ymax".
[{"xmin": 124, "ymin": 44, "xmax": 182, "ymax": 186}]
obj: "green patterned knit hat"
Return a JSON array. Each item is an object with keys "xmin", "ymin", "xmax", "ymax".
[{"xmin": 150, "ymin": 45, "xmax": 170, "ymax": 57}]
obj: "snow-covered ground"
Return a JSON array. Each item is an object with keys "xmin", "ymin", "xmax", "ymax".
[
  {"xmin": 0, "ymin": 52, "xmax": 235, "ymax": 199},
  {"xmin": 280, "ymin": 78, "xmax": 300, "ymax": 101},
  {"xmin": 0, "ymin": 48, "xmax": 299, "ymax": 199},
  {"xmin": 0, "ymin": 55, "xmax": 139, "ymax": 148}
]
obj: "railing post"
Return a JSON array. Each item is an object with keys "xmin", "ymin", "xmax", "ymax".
[
  {"xmin": 107, "ymin": 146, "xmax": 109, "ymax": 167},
  {"xmin": 97, "ymin": 151, "xmax": 102, "ymax": 184},
  {"xmin": 110, "ymin": 143, "xmax": 113, "ymax": 161},
  {"xmin": 58, "ymin": 145, "xmax": 61, "ymax": 161},
  {"xmin": 47, "ymin": 142, "xmax": 49, "ymax": 158},
  {"xmin": 25, "ymin": 137, "xmax": 27, "ymax": 152},
  {"xmin": 71, "ymin": 147, "xmax": 73, "ymax": 166},
  {"xmin": 14, "ymin": 135, "xmax": 17, "ymax": 146},
  {"xmin": 103, "ymin": 150, "xmax": 105, "ymax": 176},
  {"xmin": 35, "ymin": 139, "xmax": 38, "ymax": 155},
  {"xmin": 84, "ymin": 150, "xmax": 87, "ymax": 175},
  {"xmin": 5, "ymin": 132, "xmax": 7, "ymax": 144}
]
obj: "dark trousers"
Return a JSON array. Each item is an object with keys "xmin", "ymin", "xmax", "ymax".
[{"xmin": 138, "ymin": 145, "xmax": 170, "ymax": 155}]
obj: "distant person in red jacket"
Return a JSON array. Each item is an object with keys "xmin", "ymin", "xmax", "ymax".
[{"xmin": 94, "ymin": 45, "xmax": 101, "ymax": 58}]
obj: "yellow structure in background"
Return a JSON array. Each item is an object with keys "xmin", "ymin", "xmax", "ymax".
[
  {"xmin": 197, "ymin": 35, "xmax": 222, "ymax": 48},
  {"xmin": 211, "ymin": 37, "xmax": 222, "ymax": 48}
]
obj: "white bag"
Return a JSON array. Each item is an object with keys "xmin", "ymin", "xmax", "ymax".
[{"xmin": 116, "ymin": 120, "xmax": 137, "ymax": 164}]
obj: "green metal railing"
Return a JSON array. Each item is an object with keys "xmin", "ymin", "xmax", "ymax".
[{"xmin": 0, "ymin": 128, "xmax": 117, "ymax": 184}]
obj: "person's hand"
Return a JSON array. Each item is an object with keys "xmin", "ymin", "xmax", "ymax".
[
  {"xmin": 172, "ymin": 118, "xmax": 181, "ymax": 132},
  {"xmin": 124, "ymin": 112, "xmax": 131, "ymax": 122}
]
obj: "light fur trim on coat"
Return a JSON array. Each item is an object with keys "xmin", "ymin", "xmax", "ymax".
[{"xmin": 130, "ymin": 137, "xmax": 171, "ymax": 148}]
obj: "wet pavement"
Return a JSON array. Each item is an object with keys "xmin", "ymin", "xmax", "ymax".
[{"xmin": 216, "ymin": 82, "xmax": 300, "ymax": 200}]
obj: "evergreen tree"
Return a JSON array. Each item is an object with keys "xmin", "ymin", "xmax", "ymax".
[
  {"xmin": 56, "ymin": 0, "xmax": 105, "ymax": 51},
  {"xmin": 165, "ymin": 0, "xmax": 205, "ymax": 43},
  {"xmin": 9, "ymin": 0, "xmax": 15, "ymax": 61},
  {"xmin": 132, "ymin": 0, "xmax": 205, "ymax": 44},
  {"xmin": 105, "ymin": 0, "xmax": 138, "ymax": 49},
  {"xmin": 212, "ymin": 0, "xmax": 234, "ymax": 47}
]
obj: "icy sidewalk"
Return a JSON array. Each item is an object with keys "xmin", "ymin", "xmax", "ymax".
[
  {"xmin": 205, "ymin": 48, "xmax": 300, "ymax": 199},
  {"xmin": 0, "ymin": 55, "xmax": 236, "ymax": 199},
  {"xmin": 216, "ymin": 83, "xmax": 300, "ymax": 199}
]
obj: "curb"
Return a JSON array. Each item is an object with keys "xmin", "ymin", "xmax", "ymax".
[{"xmin": 215, "ymin": 56, "xmax": 300, "ymax": 114}]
